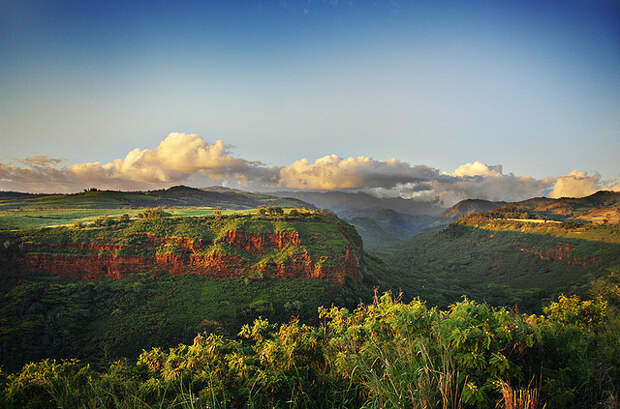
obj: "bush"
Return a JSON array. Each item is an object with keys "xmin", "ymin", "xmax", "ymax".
[
  {"xmin": 3, "ymin": 359, "xmax": 90, "ymax": 409},
  {"xmin": 137, "ymin": 207, "xmax": 171, "ymax": 219}
]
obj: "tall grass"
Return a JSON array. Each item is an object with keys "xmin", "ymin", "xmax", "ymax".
[{"xmin": 496, "ymin": 379, "xmax": 544, "ymax": 409}]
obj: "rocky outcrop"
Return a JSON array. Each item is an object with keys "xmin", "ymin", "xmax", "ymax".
[
  {"xmin": 518, "ymin": 244, "xmax": 596, "ymax": 266},
  {"xmin": 20, "ymin": 230, "xmax": 362, "ymax": 285}
]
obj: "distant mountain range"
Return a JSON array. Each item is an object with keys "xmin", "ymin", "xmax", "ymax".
[
  {"xmin": 0, "ymin": 185, "xmax": 312, "ymax": 210},
  {"xmin": 4, "ymin": 186, "xmax": 617, "ymax": 252}
]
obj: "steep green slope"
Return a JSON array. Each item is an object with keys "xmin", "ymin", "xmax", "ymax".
[
  {"xmin": 383, "ymin": 218, "xmax": 620, "ymax": 311},
  {"xmin": 337, "ymin": 207, "xmax": 434, "ymax": 252},
  {"xmin": 0, "ymin": 268, "xmax": 365, "ymax": 372}
]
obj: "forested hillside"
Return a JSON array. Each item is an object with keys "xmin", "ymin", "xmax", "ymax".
[{"xmin": 382, "ymin": 195, "xmax": 620, "ymax": 311}]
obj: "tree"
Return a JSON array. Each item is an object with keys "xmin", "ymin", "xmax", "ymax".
[
  {"xmin": 266, "ymin": 206, "xmax": 284, "ymax": 216},
  {"xmin": 138, "ymin": 207, "xmax": 171, "ymax": 219}
]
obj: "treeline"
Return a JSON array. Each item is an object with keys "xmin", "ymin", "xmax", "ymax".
[{"xmin": 1, "ymin": 289, "xmax": 618, "ymax": 409}]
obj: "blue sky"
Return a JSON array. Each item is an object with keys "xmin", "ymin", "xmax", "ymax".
[{"xmin": 0, "ymin": 0, "xmax": 619, "ymax": 197}]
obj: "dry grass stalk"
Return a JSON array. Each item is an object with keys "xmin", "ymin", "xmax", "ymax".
[{"xmin": 497, "ymin": 379, "xmax": 546, "ymax": 409}]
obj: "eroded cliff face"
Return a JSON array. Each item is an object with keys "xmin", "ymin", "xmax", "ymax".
[
  {"xmin": 20, "ymin": 229, "xmax": 362, "ymax": 285},
  {"xmin": 518, "ymin": 244, "xmax": 597, "ymax": 266}
]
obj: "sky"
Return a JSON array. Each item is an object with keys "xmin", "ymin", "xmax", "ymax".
[{"xmin": 1, "ymin": 0, "xmax": 619, "ymax": 203}]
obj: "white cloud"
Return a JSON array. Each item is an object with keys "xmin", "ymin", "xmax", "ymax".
[
  {"xmin": 1, "ymin": 132, "xmax": 614, "ymax": 206},
  {"xmin": 444, "ymin": 161, "xmax": 503, "ymax": 177},
  {"xmin": 399, "ymin": 161, "xmax": 553, "ymax": 206},
  {"xmin": 278, "ymin": 155, "xmax": 438, "ymax": 190},
  {"xmin": 20, "ymin": 155, "xmax": 62, "ymax": 167},
  {"xmin": 549, "ymin": 170, "xmax": 620, "ymax": 198}
]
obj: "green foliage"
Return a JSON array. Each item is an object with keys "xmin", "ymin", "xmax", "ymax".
[
  {"xmin": 0, "ymin": 267, "xmax": 353, "ymax": 374},
  {"xmin": 0, "ymin": 293, "xmax": 617, "ymax": 409},
  {"xmin": 3, "ymin": 359, "xmax": 90, "ymax": 409},
  {"xmin": 137, "ymin": 207, "xmax": 171, "ymax": 219},
  {"xmin": 543, "ymin": 294, "xmax": 608, "ymax": 330}
]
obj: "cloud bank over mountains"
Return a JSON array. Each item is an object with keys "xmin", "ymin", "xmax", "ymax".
[{"xmin": 1, "ymin": 133, "xmax": 617, "ymax": 206}]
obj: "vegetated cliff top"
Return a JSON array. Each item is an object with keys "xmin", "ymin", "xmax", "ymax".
[
  {"xmin": 440, "ymin": 191, "xmax": 620, "ymax": 225},
  {"xmin": 1, "ymin": 210, "xmax": 365, "ymax": 284},
  {"xmin": 0, "ymin": 185, "xmax": 313, "ymax": 210}
]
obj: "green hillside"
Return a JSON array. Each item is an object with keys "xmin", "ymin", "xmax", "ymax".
[
  {"xmin": 439, "ymin": 190, "xmax": 620, "ymax": 225},
  {"xmin": 0, "ymin": 185, "xmax": 310, "ymax": 211},
  {"xmin": 0, "ymin": 186, "xmax": 313, "ymax": 230},
  {"xmin": 436, "ymin": 198, "xmax": 508, "ymax": 222},
  {"xmin": 0, "ymin": 209, "xmax": 377, "ymax": 372},
  {"xmin": 1, "ymin": 190, "xmax": 619, "ymax": 408},
  {"xmin": 383, "ymin": 213, "xmax": 620, "ymax": 311},
  {"xmin": 337, "ymin": 207, "xmax": 434, "ymax": 253}
]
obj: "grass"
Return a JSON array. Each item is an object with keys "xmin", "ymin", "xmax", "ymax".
[{"xmin": 0, "ymin": 207, "xmax": 310, "ymax": 230}]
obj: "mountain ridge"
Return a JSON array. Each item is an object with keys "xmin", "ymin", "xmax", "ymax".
[{"xmin": 0, "ymin": 185, "xmax": 313, "ymax": 210}]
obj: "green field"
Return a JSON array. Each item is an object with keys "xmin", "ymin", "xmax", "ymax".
[{"xmin": 0, "ymin": 207, "xmax": 291, "ymax": 230}]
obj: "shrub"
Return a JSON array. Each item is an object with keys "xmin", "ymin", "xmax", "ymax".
[
  {"xmin": 3, "ymin": 359, "xmax": 90, "ymax": 409},
  {"xmin": 543, "ymin": 294, "xmax": 608, "ymax": 330},
  {"xmin": 137, "ymin": 207, "xmax": 171, "ymax": 219}
]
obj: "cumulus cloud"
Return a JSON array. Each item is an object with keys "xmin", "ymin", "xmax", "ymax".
[
  {"xmin": 393, "ymin": 161, "xmax": 553, "ymax": 206},
  {"xmin": 445, "ymin": 161, "xmax": 503, "ymax": 177},
  {"xmin": 1, "ymin": 132, "xmax": 614, "ymax": 206},
  {"xmin": 549, "ymin": 170, "xmax": 620, "ymax": 198},
  {"xmin": 67, "ymin": 132, "xmax": 280, "ymax": 188},
  {"xmin": 278, "ymin": 155, "xmax": 438, "ymax": 190},
  {"xmin": 0, "ymin": 133, "xmax": 279, "ymax": 193}
]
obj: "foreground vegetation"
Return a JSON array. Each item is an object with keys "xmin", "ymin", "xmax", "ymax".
[
  {"xmin": 1, "ymin": 287, "xmax": 618, "ymax": 409},
  {"xmin": 1, "ymin": 190, "xmax": 618, "ymax": 407}
]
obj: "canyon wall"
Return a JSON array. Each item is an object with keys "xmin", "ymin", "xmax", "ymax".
[{"xmin": 18, "ymin": 228, "xmax": 363, "ymax": 285}]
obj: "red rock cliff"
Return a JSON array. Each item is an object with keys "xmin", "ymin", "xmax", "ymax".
[{"xmin": 21, "ymin": 230, "xmax": 362, "ymax": 285}]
